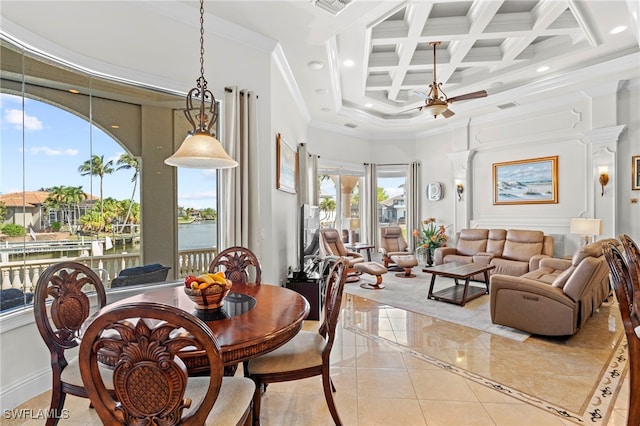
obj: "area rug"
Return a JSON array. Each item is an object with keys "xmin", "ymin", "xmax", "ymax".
[
  {"xmin": 342, "ymin": 269, "xmax": 627, "ymax": 425},
  {"xmin": 344, "ymin": 269, "xmax": 531, "ymax": 341}
]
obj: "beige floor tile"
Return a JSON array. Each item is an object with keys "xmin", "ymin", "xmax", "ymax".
[
  {"xmin": 419, "ymin": 400, "xmax": 497, "ymax": 425},
  {"xmin": 356, "ymin": 368, "xmax": 417, "ymax": 398},
  {"xmin": 409, "ymin": 369, "xmax": 479, "ymax": 402},
  {"xmin": 357, "ymin": 397, "xmax": 427, "ymax": 426}
]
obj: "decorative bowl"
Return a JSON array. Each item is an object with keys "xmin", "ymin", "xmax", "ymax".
[{"xmin": 184, "ymin": 279, "xmax": 232, "ymax": 310}]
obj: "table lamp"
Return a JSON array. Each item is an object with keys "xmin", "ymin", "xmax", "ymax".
[{"xmin": 569, "ymin": 218, "xmax": 602, "ymax": 247}]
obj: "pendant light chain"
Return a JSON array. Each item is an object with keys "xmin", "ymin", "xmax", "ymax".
[{"xmin": 199, "ymin": 0, "xmax": 206, "ymax": 84}]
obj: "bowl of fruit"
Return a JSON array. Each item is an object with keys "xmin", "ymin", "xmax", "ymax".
[{"xmin": 183, "ymin": 271, "xmax": 233, "ymax": 310}]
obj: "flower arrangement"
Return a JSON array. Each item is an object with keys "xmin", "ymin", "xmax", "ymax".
[{"xmin": 413, "ymin": 218, "xmax": 449, "ymax": 253}]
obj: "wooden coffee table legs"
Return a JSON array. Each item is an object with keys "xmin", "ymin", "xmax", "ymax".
[{"xmin": 427, "ymin": 269, "xmax": 491, "ymax": 307}]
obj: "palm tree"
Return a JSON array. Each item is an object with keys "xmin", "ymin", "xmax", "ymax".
[
  {"xmin": 116, "ymin": 153, "xmax": 140, "ymax": 233},
  {"xmin": 78, "ymin": 155, "xmax": 114, "ymax": 230},
  {"xmin": 65, "ymin": 185, "xmax": 86, "ymax": 233}
]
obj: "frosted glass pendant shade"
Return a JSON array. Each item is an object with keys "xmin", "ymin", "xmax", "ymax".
[{"xmin": 164, "ymin": 132, "xmax": 238, "ymax": 169}]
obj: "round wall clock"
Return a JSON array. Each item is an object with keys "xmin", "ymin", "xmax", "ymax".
[{"xmin": 427, "ymin": 182, "xmax": 443, "ymax": 201}]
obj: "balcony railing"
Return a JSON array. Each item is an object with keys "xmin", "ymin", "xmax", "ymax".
[{"xmin": 0, "ymin": 248, "xmax": 218, "ymax": 292}]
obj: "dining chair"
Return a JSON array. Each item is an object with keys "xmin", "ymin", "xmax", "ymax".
[
  {"xmin": 246, "ymin": 256, "xmax": 349, "ymax": 426},
  {"xmin": 620, "ymin": 234, "xmax": 640, "ymax": 285},
  {"xmin": 79, "ymin": 301, "xmax": 255, "ymax": 425},
  {"xmin": 602, "ymin": 241, "xmax": 639, "ymax": 426},
  {"xmin": 209, "ymin": 246, "xmax": 261, "ymax": 285},
  {"xmin": 33, "ymin": 261, "xmax": 111, "ymax": 426}
]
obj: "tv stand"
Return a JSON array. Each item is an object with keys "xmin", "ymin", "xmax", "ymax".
[{"xmin": 287, "ymin": 272, "xmax": 323, "ymax": 321}]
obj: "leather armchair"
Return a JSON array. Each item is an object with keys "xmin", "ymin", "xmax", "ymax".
[
  {"xmin": 490, "ymin": 238, "xmax": 617, "ymax": 336},
  {"xmin": 319, "ymin": 228, "xmax": 364, "ymax": 270},
  {"xmin": 378, "ymin": 226, "xmax": 412, "ymax": 269}
]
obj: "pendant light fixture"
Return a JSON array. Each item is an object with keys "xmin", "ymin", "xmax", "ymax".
[{"xmin": 164, "ymin": 0, "xmax": 238, "ymax": 169}]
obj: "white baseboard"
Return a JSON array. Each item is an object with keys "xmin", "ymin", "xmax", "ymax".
[{"xmin": 0, "ymin": 368, "xmax": 50, "ymax": 412}]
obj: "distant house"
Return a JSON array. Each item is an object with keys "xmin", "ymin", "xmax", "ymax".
[
  {"xmin": 0, "ymin": 191, "xmax": 97, "ymax": 232},
  {"xmin": 379, "ymin": 195, "xmax": 406, "ymax": 224}
]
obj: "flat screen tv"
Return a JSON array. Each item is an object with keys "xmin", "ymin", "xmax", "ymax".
[{"xmin": 294, "ymin": 204, "xmax": 320, "ymax": 280}]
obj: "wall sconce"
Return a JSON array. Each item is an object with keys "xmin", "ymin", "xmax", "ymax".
[
  {"xmin": 598, "ymin": 166, "xmax": 609, "ymax": 196},
  {"xmin": 455, "ymin": 181, "xmax": 464, "ymax": 201}
]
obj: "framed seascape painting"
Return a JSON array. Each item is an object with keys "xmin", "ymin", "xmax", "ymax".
[
  {"xmin": 633, "ymin": 155, "xmax": 640, "ymax": 190},
  {"xmin": 493, "ymin": 156, "xmax": 558, "ymax": 205},
  {"xmin": 276, "ymin": 133, "xmax": 297, "ymax": 194}
]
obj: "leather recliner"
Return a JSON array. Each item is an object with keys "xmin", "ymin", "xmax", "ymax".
[
  {"xmin": 319, "ymin": 228, "xmax": 364, "ymax": 280},
  {"xmin": 378, "ymin": 226, "xmax": 414, "ymax": 269},
  {"xmin": 490, "ymin": 238, "xmax": 617, "ymax": 336}
]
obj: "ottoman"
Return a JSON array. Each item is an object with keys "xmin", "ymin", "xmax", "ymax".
[
  {"xmin": 390, "ymin": 254, "xmax": 418, "ymax": 278},
  {"xmin": 354, "ymin": 262, "xmax": 388, "ymax": 290}
]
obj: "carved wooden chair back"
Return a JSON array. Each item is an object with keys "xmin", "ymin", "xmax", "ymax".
[
  {"xmin": 79, "ymin": 302, "xmax": 226, "ymax": 425},
  {"xmin": 603, "ymin": 242, "xmax": 639, "ymax": 426},
  {"xmin": 33, "ymin": 261, "xmax": 107, "ymax": 426},
  {"xmin": 620, "ymin": 234, "xmax": 640, "ymax": 291},
  {"xmin": 319, "ymin": 256, "xmax": 349, "ymax": 359},
  {"xmin": 209, "ymin": 246, "xmax": 261, "ymax": 284}
]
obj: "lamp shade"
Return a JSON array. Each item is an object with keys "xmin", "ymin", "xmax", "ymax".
[
  {"xmin": 164, "ymin": 133, "xmax": 238, "ymax": 169},
  {"xmin": 423, "ymin": 103, "xmax": 448, "ymax": 116},
  {"xmin": 569, "ymin": 218, "xmax": 602, "ymax": 236}
]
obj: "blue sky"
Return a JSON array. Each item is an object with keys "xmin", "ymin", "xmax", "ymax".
[{"xmin": 1, "ymin": 94, "xmax": 216, "ymax": 209}]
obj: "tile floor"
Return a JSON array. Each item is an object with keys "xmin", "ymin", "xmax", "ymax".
[{"xmin": 3, "ymin": 292, "xmax": 631, "ymax": 426}]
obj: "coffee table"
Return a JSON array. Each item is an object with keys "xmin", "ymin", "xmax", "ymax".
[{"xmin": 423, "ymin": 262, "xmax": 495, "ymax": 306}]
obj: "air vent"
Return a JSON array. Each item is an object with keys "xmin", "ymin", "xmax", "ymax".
[
  {"xmin": 313, "ymin": 0, "xmax": 353, "ymax": 15},
  {"xmin": 344, "ymin": 123, "xmax": 358, "ymax": 128},
  {"xmin": 497, "ymin": 102, "xmax": 519, "ymax": 110}
]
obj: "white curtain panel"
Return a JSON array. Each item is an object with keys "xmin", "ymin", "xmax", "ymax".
[
  {"xmin": 363, "ymin": 163, "xmax": 378, "ymax": 247},
  {"xmin": 297, "ymin": 143, "xmax": 319, "ymax": 206},
  {"xmin": 406, "ymin": 162, "xmax": 421, "ymax": 252},
  {"xmin": 220, "ymin": 87, "xmax": 260, "ymax": 254}
]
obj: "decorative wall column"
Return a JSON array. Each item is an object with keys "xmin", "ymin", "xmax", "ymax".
[
  {"xmin": 585, "ymin": 125, "xmax": 626, "ymax": 238},
  {"xmin": 448, "ymin": 150, "xmax": 473, "ymax": 232}
]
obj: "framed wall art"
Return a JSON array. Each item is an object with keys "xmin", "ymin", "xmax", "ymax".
[
  {"xmin": 276, "ymin": 133, "xmax": 298, "ymax": 194},
  {"xmin": 493, "ymin": 156, "xmax": 558, "ymax": 205},
  {"xmin": 633, "ymin": 155, "xmax": 640, "ymax": 190}
]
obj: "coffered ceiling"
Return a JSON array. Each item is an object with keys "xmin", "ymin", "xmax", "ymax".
[{"xmin": 1, "ymin": 0, "xmax": 639, "ymax": 138}]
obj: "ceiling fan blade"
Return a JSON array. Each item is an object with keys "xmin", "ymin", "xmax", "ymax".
[
  {"xmin": 442, "ymin": 109, "xmax": 455, "ymax": 118},
  {"xmin": 447, "ymin": 90, "xmax": 487, "ymax": 103},
  {"xmin": 408, "ymin": 89, "xmax": 429, "ymax": 100},
  {"xmin": 396, "ymin": 105, "xmax": 423, "ymax": 115}
]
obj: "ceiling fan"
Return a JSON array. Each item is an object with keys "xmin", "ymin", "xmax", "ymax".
[{"xmin": 406, "ymin": 41, "xmax": 487, "ymax": 118}]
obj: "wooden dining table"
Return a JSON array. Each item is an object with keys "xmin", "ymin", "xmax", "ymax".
[{"xmin": 82, "ymin": 281, "xmax": 310, "ymax": 375}]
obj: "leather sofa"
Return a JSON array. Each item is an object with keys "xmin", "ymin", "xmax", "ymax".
[
  {"xmin": 434, "ymin": 228, "xmax": 554, "ymax": 277},
  {"xmin": 489, "ymin": 238, "xmax": 617, "ymax": 336}
]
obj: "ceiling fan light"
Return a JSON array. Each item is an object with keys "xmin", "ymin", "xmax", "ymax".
[
  {"xmin": 423, "ymin": 103, "xmax": 448, "ymax": 116},
  {"xmin": 164, "ymin": 133, "xmax": 238, "ymax": 169}
]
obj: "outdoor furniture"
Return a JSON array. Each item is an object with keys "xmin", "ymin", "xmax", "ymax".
[
  {"xmin": 79, "ymin": 301, "xmax": 255, "ymax": 425},
  {"xmin": 0, "ymin": 288, "xmax": 33, "ymax": 312},
  {"xmin": 110, "ymin": 263, "xmax": 171, "ymax": 287},
  {"xmin": 246, "ymin": 257, "xmax": 349, "ymax": 426}
]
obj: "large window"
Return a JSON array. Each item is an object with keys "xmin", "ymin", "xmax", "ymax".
[
  {"xmin": 317, "ymin": 161, "xmax": 364, "ymax": 244},
  {"xmin": 0, "ymin": 35, "xmax": 193, "ymax": 314}
]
